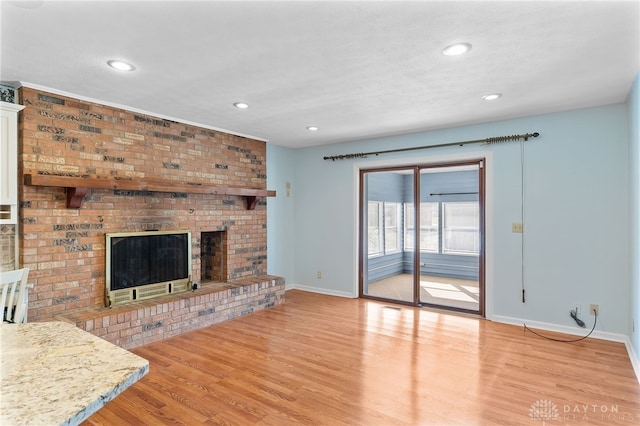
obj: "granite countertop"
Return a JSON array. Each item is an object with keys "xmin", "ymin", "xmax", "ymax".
[{"xmin": 0, "ymin": 321, "xmax": 149, "ymax": 426}]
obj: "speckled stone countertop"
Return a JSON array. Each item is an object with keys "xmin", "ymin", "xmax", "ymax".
[{"xmin": 0, "ymin": 321, "xmax": 149, "ymax": 426}]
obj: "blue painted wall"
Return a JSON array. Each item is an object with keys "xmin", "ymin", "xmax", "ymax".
[
  {"xmin": 628, "ymin": 72, "xmax": 640, "ymax": 356},
  {"xmin": 267, "ymin": 103, "xmax": 631, "ymax": 336},
  {"xmin": 266, "ymin": 144, "xmax": 296, "ymax": 288}
]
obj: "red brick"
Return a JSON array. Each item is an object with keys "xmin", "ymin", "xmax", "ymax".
[{"xmin": 18, "ymin": 87, "xmax": 274, "ymax": 336}]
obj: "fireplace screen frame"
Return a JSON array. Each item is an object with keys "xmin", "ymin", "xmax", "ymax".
[{"xmin": 105, "ymin": 230, "xmax": 192, "ymax": 307}]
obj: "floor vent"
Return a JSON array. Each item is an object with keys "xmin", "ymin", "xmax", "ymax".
[{"xmin": 382, "ymin": 305, "xmax": 402, "ymax": 311}]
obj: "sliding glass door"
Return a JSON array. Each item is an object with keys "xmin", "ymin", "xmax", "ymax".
[
  {"xmin": 360, "ymin": 161, "xmax": 484, "ymax": 315},
  {"xmin": 361, "ymin": 168, "xmax": 416, "ymax": 303}
]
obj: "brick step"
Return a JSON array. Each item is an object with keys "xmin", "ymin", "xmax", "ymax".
[{"xmin": 54, "ymin": 275, "xmax": 285, "ymax": 349}]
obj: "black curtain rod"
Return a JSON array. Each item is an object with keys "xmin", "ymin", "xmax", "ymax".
[
  {"xmin": 430, "ymin": 192, "xmax": 478, "ymax": 196},
  {"xmin": 323, "ymin": 132, "xmax": 539, "ymax": 161}
]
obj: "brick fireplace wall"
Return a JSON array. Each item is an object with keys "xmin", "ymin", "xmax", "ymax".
[{"xmin": 18, "ymin": 87, "xmax": 271, "ymax": 322}]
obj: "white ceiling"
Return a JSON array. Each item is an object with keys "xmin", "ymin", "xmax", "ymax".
[{"xmin": 1, "ymin": 1, "xmax": 638, "ymax": 148}]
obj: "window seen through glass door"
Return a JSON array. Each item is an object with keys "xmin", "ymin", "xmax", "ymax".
[{"xmin": 442, "ymin": 202, "xmax": 479, "ymax": 255}]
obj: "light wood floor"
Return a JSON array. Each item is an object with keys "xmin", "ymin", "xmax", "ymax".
[{"xmin": 84, "ymin": 290, "xmax": 640, "ymax": 425}]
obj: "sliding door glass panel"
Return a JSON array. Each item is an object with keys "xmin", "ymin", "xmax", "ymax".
[
  {"xmin": 418, "ymin": 166, "xmax": 480, "ymax": 312},
  {"xmin": 442, "ymin": 202, "xmax": 480, "ymax": 255},
  {"xmin": 362, "ymin": 169, "xmax": 414, "ymax": 303}
]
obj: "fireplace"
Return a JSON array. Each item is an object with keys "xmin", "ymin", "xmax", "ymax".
[
  {"xmin": 105, "ymin": 230, "xmax": 192, "ymax": 306},
  {"xmin": 201, "ymin": 230, "xmax": 227, "ymax": 283},
  {"xmin": 19, "ymin": 87, "xmax": 274, "ymax": 326}
]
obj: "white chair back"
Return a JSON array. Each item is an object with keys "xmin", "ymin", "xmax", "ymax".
[{"xmin": 0, "ymin": 268, "xmax": 30, "ymax": 323}]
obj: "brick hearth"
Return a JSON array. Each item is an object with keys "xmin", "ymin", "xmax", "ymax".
[{"xmin": 56, "ymin": 276, "xmax": 284, "ymax": 349}]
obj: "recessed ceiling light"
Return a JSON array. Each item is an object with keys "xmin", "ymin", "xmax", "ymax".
[
  {"xmin": 482, "ymin": 93, "xmax": 502, "ymax": 101},
  {"xmin": 306, "ymin": 126, "xmax": 319, "ymax": 131},
  {"xmin": 233, "ymin": 102, "xmax": 249, "ymax": 109},
  {"xmin": 442, "ymin": 43, "xmax": 472, "ymax": 56},
  {"xmin": 107, "ymin": 60, "xmax": 135, "ymax": 71}
]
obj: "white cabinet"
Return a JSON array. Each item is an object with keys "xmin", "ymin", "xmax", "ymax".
[{"xmin": 0, "ymin": 101, "xmax": 25, "ymax": 224}]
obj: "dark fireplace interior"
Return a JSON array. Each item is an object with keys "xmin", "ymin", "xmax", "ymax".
[
  {"xmin": 110, "ymin": 233, "xmax": 189, "ymax": 291},
  {"xmin": 201, "ymin": 230, "xmax": 227, "ymax": 283}
]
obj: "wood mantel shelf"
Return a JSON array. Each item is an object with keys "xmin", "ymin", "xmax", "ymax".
[{"xmin": 24, "ymin": 174, "xmax": 276, "ymax": 210}]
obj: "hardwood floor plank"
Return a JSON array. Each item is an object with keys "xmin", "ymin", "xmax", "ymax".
[{"xmin": 84, "ymin": 290, "xmax": 640, "ymax": 425}]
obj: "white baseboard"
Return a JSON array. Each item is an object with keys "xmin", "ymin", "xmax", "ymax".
[
  {"xmin": 284, "ymin": 283, "xmax": 356, "ymax": 298},
  {"xmin": 624, "ymin": 337, "xmax": 640, "ymax": 385},
  {"xmin": 492, "ymin": 315, "xmax": 627, "ymax": 342},
  {"xmin": 493, "ymin": 315, "xmax": 640, "ymax": 384}
]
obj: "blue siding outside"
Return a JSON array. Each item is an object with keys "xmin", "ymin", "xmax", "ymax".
[
  {"xmin": 366, "ymin": 168, "xmax": 479, "ymax": 282},
  {"xmin": 417, "ymin": 170, "xmax": 479, "ymax": 280},
  {"xmin": 368, "ymin": 252, "xmax": 406, "ymax": 282},
  {"xmin": 365, "ymin": 171, "xmax": 407, "ymax": 282},
  {"xmin": 366, "ymin": 171, "xmax": 405, "ymax": 202}
]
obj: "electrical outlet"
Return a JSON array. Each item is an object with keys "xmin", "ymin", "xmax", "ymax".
[
  {"xmin": 317, "ymin": 271, "xmax": 322, "ymax": 279},
  {"xmin": 590, "ymin": 304, "xmax": 599, "ymax": 316},
  {"xmin": 512, "ymin": 222, "xmax": 523, "ymax": 233}
]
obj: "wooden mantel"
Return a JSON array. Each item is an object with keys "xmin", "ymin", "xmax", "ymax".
[{"xmin": 24, "ymin": 174, "xmax": 276, "ymax": 210}]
